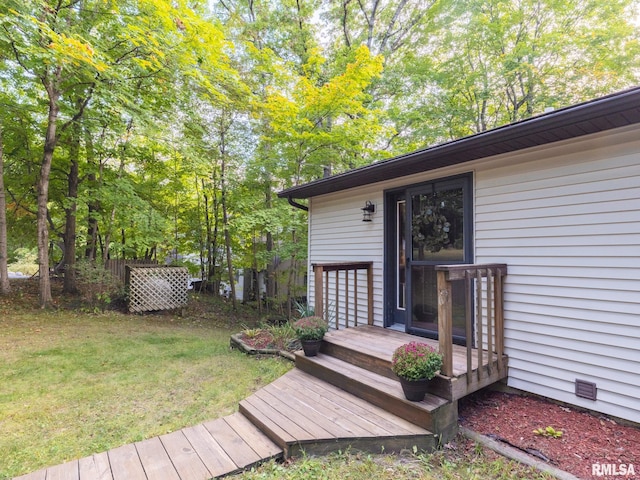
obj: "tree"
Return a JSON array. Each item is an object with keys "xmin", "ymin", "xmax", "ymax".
[
  {"xmin": 0, "ymin": 123, "xmax": 9, "ymax": 294},
  {"xmin": 418, "ymin": 0, "xmax": 640, "ymax": 140},
  {"xmin": 1, "ymin": 0, "xmax": 239, "ymax": 305}
]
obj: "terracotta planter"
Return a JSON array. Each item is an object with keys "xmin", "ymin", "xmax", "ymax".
[
  {"xmin": 301, "ymin": 339, "xmax": 322, "ymax": 357},
  {"xmin": 398, "ymin": 376, "xmax": 430, "ymax": 402}
]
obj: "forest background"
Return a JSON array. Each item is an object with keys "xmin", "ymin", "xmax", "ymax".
[{"xmin": 1, "ymin": 0, "xmax": 639, "ymax": 310}]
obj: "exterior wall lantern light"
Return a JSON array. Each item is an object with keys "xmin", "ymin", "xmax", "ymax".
[{"xmin": 361, "ymin": 201, "xmax": 375, "ymax": 222}]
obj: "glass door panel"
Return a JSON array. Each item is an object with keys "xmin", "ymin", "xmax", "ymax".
[
  {"xmin": 406, "ymin": 178, "xmax": 470, "ymax": 342},
  {"xmin": 397, "ymin": 200, "xmax": 406, "ymax": 311}
]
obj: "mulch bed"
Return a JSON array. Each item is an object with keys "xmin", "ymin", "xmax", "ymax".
[
  {"xmin": 459, "ymin": 390, "xmax": 640, "ymax": 479},
  {"xmin": 230, "ymin": 330, "xmax": 301, "ymax": 360}
]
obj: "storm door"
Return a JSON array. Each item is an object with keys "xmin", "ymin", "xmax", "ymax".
[{"xmin": 386, "ymin": 175, "xmax": 472, "ymax": 343}]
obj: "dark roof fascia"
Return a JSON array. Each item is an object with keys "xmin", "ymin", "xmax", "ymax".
[{"xmin": 278, "ymin": 86, "xmax": 640, "ymax": 200}]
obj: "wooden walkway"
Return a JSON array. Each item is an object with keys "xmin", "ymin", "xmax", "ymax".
[{"xmin": 14, "ymin": 413, "xmax": 283, "ymax": 480}]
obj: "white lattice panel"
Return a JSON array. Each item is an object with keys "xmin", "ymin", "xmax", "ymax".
[{"xmin": 127, "ymin": 266, "xmax": 189, "ymax": 313}]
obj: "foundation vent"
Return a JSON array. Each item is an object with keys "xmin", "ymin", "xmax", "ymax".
[{"xmin": 575, "ymin": 379, "xmax": 597, "ymax": 401}]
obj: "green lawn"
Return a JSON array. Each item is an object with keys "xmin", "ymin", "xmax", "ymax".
[{"xmin": 0, "ymin": 298, "xmax": 292, "ymax": 479}]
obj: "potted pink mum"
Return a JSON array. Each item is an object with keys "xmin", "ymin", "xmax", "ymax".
[{"xmin": 391, "ymin": 341, "xmax": 443, "ymax": 401}]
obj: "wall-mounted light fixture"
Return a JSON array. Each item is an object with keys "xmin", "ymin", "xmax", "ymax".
[{"xmin": 361, "ymin": 201, "xmax": 375, "ymax": 222}]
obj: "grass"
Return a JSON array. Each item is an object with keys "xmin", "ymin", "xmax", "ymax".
[
  {"xmin": 0, "ymin": 287, "xmax": 292, "ymax": 479},
  {"xmin": 237, "ymin": 447, "xmax": 552, "ymax": 479}
]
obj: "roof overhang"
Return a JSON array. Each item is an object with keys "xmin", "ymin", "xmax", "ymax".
[{"xmin": 278, "ymin": 86, "xmax": 640, "ymax": 200}]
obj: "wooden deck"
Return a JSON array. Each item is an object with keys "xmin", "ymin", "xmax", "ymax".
[
  {"xmin": 320, "ymin": 325, "xmax": 508, "ymax": 401},
  {"xmin": 13, "ymin": 325, "xmax": 508, "ymax": 480}
]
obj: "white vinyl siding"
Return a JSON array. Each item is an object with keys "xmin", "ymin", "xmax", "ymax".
[{"xmin": 475, "ymin": 132, "xmax": 640, "ymax": 423}]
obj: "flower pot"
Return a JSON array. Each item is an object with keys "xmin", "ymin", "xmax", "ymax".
[
  {"xmin": 398, "ymin": 376, "xmax": 430, "ymax": 402},
  {"xmin": 301, "ymin": 339, "xmax": 322, "ymax": 357}
]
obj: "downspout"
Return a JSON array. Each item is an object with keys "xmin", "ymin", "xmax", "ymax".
[{"xmin": 287, "ymin": 196, "xmax": 308, "ymax": 212}]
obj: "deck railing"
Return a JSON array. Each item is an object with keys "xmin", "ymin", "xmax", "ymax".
[
  {"xmin": 436, "ymin": 264, "xmax": 507, "ymax": 382},
  {"xmin": 313, "ymin": 262, "xmax": 374, "ymax": 329}
]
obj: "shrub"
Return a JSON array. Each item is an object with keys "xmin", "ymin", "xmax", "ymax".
[
  {"xmin": 75, "ymin": 260, "xmax": 125, "ymax": 312},
  {"xmin": 391, "ymin": 342, "xmax": 443, "ymax": 381},
  {"xmin": 293, "ymin": 316, "xmax": 328, "ymax": 341}
]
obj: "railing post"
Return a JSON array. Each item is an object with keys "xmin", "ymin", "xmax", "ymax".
[
  {"xmin": 367, "ymin": 263, "xmax": 374, "ymax": 325},
  {"xmin": 465, "ymin": 270, "xmax": 473, "ymax": 384},
  {"xmin": 495, "ymin": 269, "xmax": 505, "ymax": 374},
  {"xmin": 335, "ymin": 271, "xmax": 340, "ymax": 329},
  {"xmin": 437, "ymin": 270, "xmax": 453, "ymax": 377},
  {"xmin": 476, "ymin": 268, "xmax": 483, "ymax": 381},
  {"xmin": 314, "ymin": 265, "xmax": 324, "ymax": 320}
]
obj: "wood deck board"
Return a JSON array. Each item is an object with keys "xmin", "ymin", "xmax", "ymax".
[
  {"xmin": 181, "ymin": 424, "xmax": 239, "ymax": 477},
  {"xmin": 12, "ymin": 470, "xmax": 46, "ymax": 480},
  {"xmin": 287, "ymin": 369, "xmax": 428, "ymax": 436},
  {"xmin": 135, "ymin": 437, "xmax": 180, "ymax": 480},
  {"xmin": 222, "ymin": 413, "xmax": 282, "ymax": 461},
  {"xmin": 159, "ymin": 430, "xmax": 212, "ymax": 480},
  {"xmin": 324, "ymin": 331, "xmax": 393, "ymax": 357},
  {"xmin": 242, "ymin": 391, "xmax": 315, "ymax": 442},
  {"xmin": 239, "ymin": 396, "xmax": 297, "ymax": 445},
  {"xmin": 202, "ymin": 417, "xmax": 261, "ymax": 468},
  {"xmin": 272, "ymin": 373, "xmax": 375, "ymax": 438},
  {"xmin": 108, "ymin": 444, "xmax": 147, "ymax": 480},
  {"xmin": 257, "ymin": 385, "xmax": 335, "ymax": 439},
  {"xmin": 41, "ymin": 461, "xmax": 79, "ymax": 480},
  {"xmin": 78, "ymin": 453, "xmax": 113, "ymax": 480},
  {"xmin": 314, "ymin": 353, "xmax": 449, "ymax": 410}
]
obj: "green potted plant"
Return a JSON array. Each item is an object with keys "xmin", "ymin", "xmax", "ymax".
[
  {"xmin": 391, "ymin": 341, "xmax": 443, "ymax": 401},
  {"xmin": 293, "ymin": 316, "xmax": 328, "ymax": 356}
]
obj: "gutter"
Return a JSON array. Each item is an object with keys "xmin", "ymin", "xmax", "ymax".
[{"xmin": 287, "ymin": 196, "xmax": 309, "ymax": 212}]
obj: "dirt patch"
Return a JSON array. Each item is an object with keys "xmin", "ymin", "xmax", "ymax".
[{"xmin": 459, "ymin": 389, "xmax": 640, "ymax": 479}]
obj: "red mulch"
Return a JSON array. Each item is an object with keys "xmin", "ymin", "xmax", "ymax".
[
  {"xmin": 459, "ymin": 390, "xmax": 640, "ymax": 479},
  {"xmin": 239, "ymin": 331, "xmax": 276, "ymax": 350}
]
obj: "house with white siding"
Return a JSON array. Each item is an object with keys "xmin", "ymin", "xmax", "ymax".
[{"xmin": 279, "ymin": 87, "xmax": 640, "ymax": 425}]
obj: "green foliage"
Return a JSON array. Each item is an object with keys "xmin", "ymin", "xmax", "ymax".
[
  {"xmin": 533, "ymin": 426, "xmax": 563, "ymax": 438},
  {"xmin": 293, "ymin": 316, "xmax": 328, "ymax": 341},
  {"xmin": 263, "ymin": 322, "xmax": 299, "ymax": 351},
  {"xmin": 238, "ymin": 445, "xmax": 551, "ymax": 479},
  {"xmin": 391, "ymin": 342, "xmax": 443, "ymax": 381},
  {"xmin": 7, "ymin": 248, "xmax": 38, "ymax": 275},
  {"xmin": 294, "ymin": 299, "xmax": 315, "ymax": 318},
  {"xmin": 1, "ymin": 0, "xmax": 639, "ymax": 308},
  {"xmin": 75, "ymin": 261, "xmax": 124, "ymax": 312}
]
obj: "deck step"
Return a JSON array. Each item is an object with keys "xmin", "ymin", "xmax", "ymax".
[
  {"xmin": 239, "ymin": 369, "xmax": 439, "ymax": 457},
  {"xmin": 321, "ymin": 327, "xmax": 456, "ymax": 400},
  {"xmin": 295, "ymin": 352, "xmax": 458, "ymax": 441}
]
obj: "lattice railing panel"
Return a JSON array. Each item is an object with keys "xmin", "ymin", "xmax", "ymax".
[{"xmin": 126, "ymin": 266, "xmax": 189, "ymax": 313}]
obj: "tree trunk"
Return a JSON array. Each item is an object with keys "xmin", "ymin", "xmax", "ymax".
[
  {"xmin": 62, "ymin": 121, "xmax": 81, "ymax": 294},
  {"xmin": 209, "ymin": 166, "xmax": 221, "ymax": 292},
  {"xmin": 0, "ymin": 124, "xmax": 10, "ymax": 294},
  {"xmin": 264, "ymin": 182, "xmax": 275, "ymax": 308},
  {"xmin": 37, "ymin": 69, "xmax": 62, "ymax": 307},
  {"xmin": 219, "ymin": 118, "xmax": 236, "ymax": 310},
  {"xmin": 84, "ymin": 125, "xmax": 101, "ymax": 261},
  {"xmin": 103, "ymin": 119, "xmax": 133, "ymax": 263}
]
